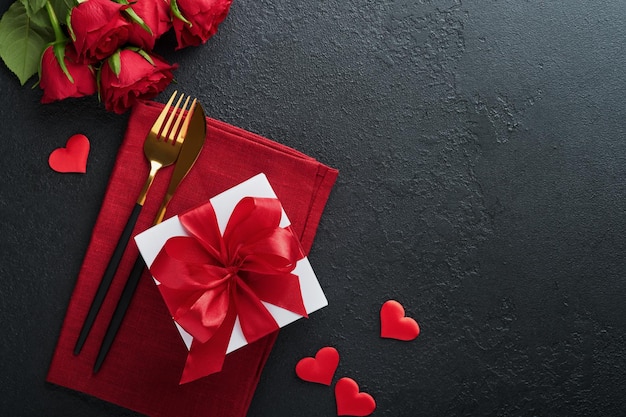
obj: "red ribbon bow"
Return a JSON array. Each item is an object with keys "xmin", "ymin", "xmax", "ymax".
[{"xmin": 150, "ymin": 197, "xmax": 308, "ymax": 383}]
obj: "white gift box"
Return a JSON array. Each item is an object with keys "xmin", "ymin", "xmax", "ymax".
[{"xmin": 134, "ymin": 173, "xmax": 328, "ymax": 354}]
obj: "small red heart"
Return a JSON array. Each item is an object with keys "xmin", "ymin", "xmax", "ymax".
[
  {"xmin": 380, "ymin": 300, "xmax": 420, "ymax": 341},
  {"xmin": 335, "ymin": 377, "xmax": 376, "ymax": 416},
  {"xmin": 48, "ymin": 134, "xmax": 90, "ymax": 173},
  {"xmin": 295, "ymin": 346, "xmax": 339, "ymax": 385}
]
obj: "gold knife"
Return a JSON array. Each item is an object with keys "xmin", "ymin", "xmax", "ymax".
[{"xmin": 94, "ymin": 101, "xmax": 208, "ymax": 373}]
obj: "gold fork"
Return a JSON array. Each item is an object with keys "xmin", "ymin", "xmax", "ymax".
[{"xmin": 74, "ymin": 91, "xmax": 197, "ymax": 355}]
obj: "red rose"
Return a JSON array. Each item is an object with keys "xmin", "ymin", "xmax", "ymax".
[
  {"xmin": 69, "ymin": 0, "xmax": 132, "ymax": 63},
  {"xmin": 39, "ymin": 45, "xmax": 97, "ymax": 104},
  {"xmin": 172, "ymin": 0, "xmax": 233, "ymax": 50},
  {"xmin": 99, "ymin": 49, "xmax": 177, "ymax": 114},
  {"xmin": 127, "ymin": 0, "xmax": 173, "ymax": 50}
]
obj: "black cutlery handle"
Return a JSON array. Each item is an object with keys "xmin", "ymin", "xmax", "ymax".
[
  {"xmin": 93, "ymin": 255, "xmax": 146, "ymax": 373},
  {"xmin": 73, "ymin": 203, "xmax": 143, "ymax": 355}
]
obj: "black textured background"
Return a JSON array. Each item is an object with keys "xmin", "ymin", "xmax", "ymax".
[{"xmin": 1, "ymin": 1, "xmax": 625, "ymax": 416}]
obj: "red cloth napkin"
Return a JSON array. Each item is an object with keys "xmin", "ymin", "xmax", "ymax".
[{"xmin": 46, "ymin": 100, "xmax": 338, "ymax": 417}]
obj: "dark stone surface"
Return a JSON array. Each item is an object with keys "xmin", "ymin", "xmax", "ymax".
[{"xmin": 1, "ymin": 0, "xmax": 625, "ymax": 416}]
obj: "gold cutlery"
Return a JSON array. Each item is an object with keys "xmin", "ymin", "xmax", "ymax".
[
  {"xmin": 94, "ymin": 102, "xmax": 207, "ymax": 372},
  {"xmin": 74, "ymin": 91, "xmax": 195, "ymax": 355}
]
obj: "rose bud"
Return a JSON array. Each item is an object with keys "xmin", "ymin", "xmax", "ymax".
[
  {"xmin": 127, "ymin": 0, "xmax": 173, "ymax": 51},
  {"xmin": 171, "ymin": 0, "xmax": 233, "ymax": 50},
  {"xmin": 68, "ymin": 0, "xmax": 132, "ymax": 63},
  {"xmin": 99, "ymin": 49, "xmax": 177, "ymax": 114},
  {"xmin": 39, "ymin": 44, "xmax": 97, "ymax": 104}
]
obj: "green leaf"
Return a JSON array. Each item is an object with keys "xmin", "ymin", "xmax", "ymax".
[
  {"xmin": 95, "ymin": 63, "xmax": 102, "ymax": 101},
  {"xmin": 19, "ymin": 0, "xmax": 48, "ymax": 15},
  {"xmin": 124, "ymin": 6, "xmax": 153, "ymax": 35},
  {"xmin": 124, "ymin": 46, "xmax": 153, "ymax": 65},
  {"xmin": 48, "ymin": 0, "xmax": 76, "ymax": 24},
  {"xmin": 136, "ymin": 49, "xmax": 153, "ymax": 65},
  {"xmin": 25, "ymin": 4, "xmax": 50, "ymax": 28},
  {"xmin": 108, "ymin": 49, "xmax": 121, "ymax": 76},
  {"xmin": 170, "ymin": 0, "xmax": 191, "ymax": 26},
  {"xmin": 112, "ymin": 0, "xmax": 153, "ymax": 35},
  {"xmin": 19, "ymin": 0, "xmax": 49, "ymax": 27},
  {"xmin": 53, "ymin": 41, "xmax": 73, "ymax": 83},
  {"xmin": 19, "ymin": 0, "xmax": 74, "ymax": 27},
  {"xmin": 66, "ymin": 10, "xmax": 75, "ymax": 41},
  {"xmin": 0, "ymin": 1, "xmax": 54, "ymax": 85}
]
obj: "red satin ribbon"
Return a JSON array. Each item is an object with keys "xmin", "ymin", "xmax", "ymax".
[{"xmin": 150, "ymin": 197, "xmax": 308, "ymax": 383}]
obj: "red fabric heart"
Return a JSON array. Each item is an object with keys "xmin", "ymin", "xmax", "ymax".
[
  {"xmin": 335, "ymin": 377, "xmax": 376, "ymax": 416},
  {"xmin": 48, "ymin": 134, "xmax": 90, "ymax": 173},
  {"xmin": 295, "ymin": 346, "xmax": 339, "ymax": 385},
  {"xmin": 380, "ymin": 300, "xmax": 420, "ymax": 341}
]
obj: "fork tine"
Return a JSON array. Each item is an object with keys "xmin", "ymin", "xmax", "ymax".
[
  {"xmin": 175, "ymin": 98, "xmax": 198, "ymax": 145},
  {"xmin": 167, "ymin": 95, "xmax": 191, "ymax": 145},
  {"xmin": 160, "ymin": 93, "xmax": 185, "ymax": 142},
  {"xmin": 152, "ymin": 90, "xmax": 178, "ymax": 134}
]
